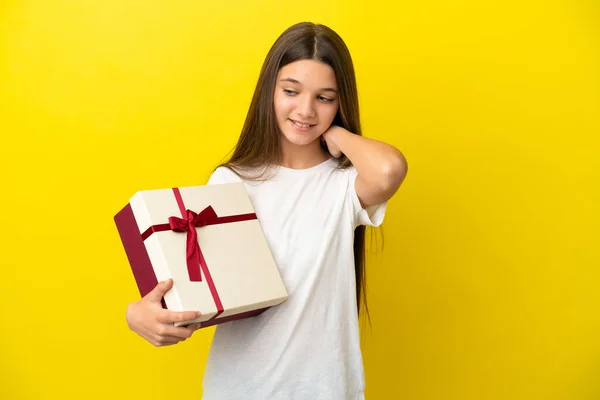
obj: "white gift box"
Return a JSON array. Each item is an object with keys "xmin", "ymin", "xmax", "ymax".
[{"xmin": 114, "ymin": 183, "xmax": 288, "ymax": 327}]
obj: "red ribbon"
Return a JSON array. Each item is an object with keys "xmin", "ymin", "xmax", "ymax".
[
  {"xmin": 141, "ymin": 188, "xmax": 257, "ymax": 316},
  {"xmin": 167, "ymin": 206, "xmax": 220, "ymax": 282}
]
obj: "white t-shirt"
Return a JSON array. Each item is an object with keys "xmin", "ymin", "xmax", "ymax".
[{"xmin": 202, "ymin": 157, "xmax": 387, "ymax": 400}]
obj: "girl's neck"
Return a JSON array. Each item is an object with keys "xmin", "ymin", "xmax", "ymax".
[{"xmin": 279, "ymin": 138, "xmax": 330, "ymax": 170}]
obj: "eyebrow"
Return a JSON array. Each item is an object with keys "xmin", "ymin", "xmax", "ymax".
[{"xmin": 279, "ymin": 78, "xmax": 337, "ymax": 93}]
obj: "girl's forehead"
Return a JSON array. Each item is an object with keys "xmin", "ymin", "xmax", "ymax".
[{"xmin": 277, "ymin": 60, "xmax": 337, "ymax": 89}]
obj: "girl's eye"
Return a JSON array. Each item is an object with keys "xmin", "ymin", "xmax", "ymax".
[
  {"xmin": 283, "ymin": 89, "xmax": 297, "ymax": 96},
  {"xmin": 318, "ymin": 96, "xmax": 334, "ymax": 103}
]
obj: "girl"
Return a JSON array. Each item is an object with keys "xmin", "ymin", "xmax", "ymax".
[{"xmin": 126, "ymin": 22, "xmax": 407, "ymax": 399}]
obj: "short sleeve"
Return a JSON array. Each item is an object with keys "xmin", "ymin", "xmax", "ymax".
[
  {"xmin": 346, "ymin": 167, "xmax": 387, "ymax": 228},
  {"xmin": 206, "ymin": 166, "xmax": 243, "ymax": 185}
]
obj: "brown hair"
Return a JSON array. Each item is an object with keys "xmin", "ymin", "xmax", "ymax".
[{"xmin": 220, "ymin": 22, "xmax": 370, "ymax": 318}]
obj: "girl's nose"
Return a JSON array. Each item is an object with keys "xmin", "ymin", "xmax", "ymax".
[{"xmin": 297, "ymin": 95, "xmax": 316, "ymax": 118}]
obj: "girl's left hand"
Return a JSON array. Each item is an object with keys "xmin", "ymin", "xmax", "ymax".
[{"xmin": 321, "ymin": 125, "xmax": 344, "ymax": 158}]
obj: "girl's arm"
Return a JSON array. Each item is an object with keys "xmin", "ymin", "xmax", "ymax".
[{"xmin": 322, "ymin": 126, "xmax": 407, "ymax": 207}]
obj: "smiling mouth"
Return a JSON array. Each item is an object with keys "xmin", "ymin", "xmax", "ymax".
[{"xmin": 289, "ymin": 119, "xmax": 316, "ymax": 128}]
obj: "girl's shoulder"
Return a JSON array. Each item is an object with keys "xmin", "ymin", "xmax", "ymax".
[
  {"xmin": 207, "ymin": 166, "xmax": 243, "ymax": 185},
  {"xmin": 207, "ymin": 165, "xmax": 268, "ymax": 186}
]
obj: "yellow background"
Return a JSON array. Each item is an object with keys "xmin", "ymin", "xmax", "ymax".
[{"xmin": 1, "ymin": 1, "xmax": 599, "ymax": 399}]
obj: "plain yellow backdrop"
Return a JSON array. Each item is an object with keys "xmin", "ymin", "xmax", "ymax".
[{"xmin": 1, "ymin": 1, "xmax": 599, "ymax": 399}]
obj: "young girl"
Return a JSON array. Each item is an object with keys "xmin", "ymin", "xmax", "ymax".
[{"xmin": 126, "ymin": 22, "xmax": 407, "ymax": 399}]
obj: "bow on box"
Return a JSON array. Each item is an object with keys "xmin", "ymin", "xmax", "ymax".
[
  {"xmin": 168, "ymin": 206, "xmax": 219, "ymax": 282},
  {"xmin": 141, "ymin": 188, "xmax": 257, "ymax": 284}
]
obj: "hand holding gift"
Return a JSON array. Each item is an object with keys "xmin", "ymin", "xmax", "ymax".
[
  {"xmin": 115, "ymin": 183, "xmax": 288, "ymax": 338},
  {"xmin": 126, "ymin": 278, "xmax": 202, "ymax": 346}
]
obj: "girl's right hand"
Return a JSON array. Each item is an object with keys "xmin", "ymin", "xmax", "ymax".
[{"xmin": 125, "ymin": 278, "xmax": 202, "ymax": 346}]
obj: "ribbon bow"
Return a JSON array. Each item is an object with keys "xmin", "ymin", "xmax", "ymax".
[{"xmin": 168, "ymin": 206, "xmax": 219, "ymax": 282}]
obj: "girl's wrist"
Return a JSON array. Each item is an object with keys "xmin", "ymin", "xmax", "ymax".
[{"xmin": 323, "ymin": 125, "xmax": 351, "ymax": 146}]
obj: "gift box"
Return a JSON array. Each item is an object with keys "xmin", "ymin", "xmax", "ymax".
[{"xmin": 114, "ymin": 183, "xmax": 288, "ymax": 327}]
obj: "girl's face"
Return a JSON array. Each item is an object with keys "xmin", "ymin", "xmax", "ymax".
[{"xmin": 274, "ymin": 59, "xmax": 339, "ymax": 148}]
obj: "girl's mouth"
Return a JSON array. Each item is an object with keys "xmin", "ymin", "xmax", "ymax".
[{"xmin": 289, "ymin": 119, "xmax": 316, "ymax": 130}]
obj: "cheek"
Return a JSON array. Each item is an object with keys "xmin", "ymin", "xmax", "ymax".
[
  {"xmin": 274, "ymin": 95, "xmax": 294, "ymax": 117},
  {"xmin": 319, "ymin": 104, "xmax": 339, "ymax": 124}
]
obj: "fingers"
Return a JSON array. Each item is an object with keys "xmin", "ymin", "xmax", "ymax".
[
  {"xmin": 145, "ymin": 279, "xmax": 173, "ymax": 302},
  {"xmin": 161, "ymin": 325, "xmax": 195, "ymax": 340},
  {"xmin": 150, "ymin": 310, "xmax": 200, "ymax": 345},
  {"xmin": 130, "ymin": 280, "xmax": 203, "ymax": 347},
  {"xmin": 149, "ymin": 334, "xmax": 186, "ymax": 347},
  {"xmin": 187, "ymin": 323, "xmax": 202, "ymax": 331},
  {"xmin": 143, "ymin": 324, "xmax": 195, "ymax": 346},
  {"xmin": 157, "ymin": 309, "xmax": 201, "ymax": 325}
]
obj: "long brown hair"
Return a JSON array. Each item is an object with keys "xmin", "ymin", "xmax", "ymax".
[{"xmin": 220, "ymin": 22, "xmax": 370, "ymax": 318}]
